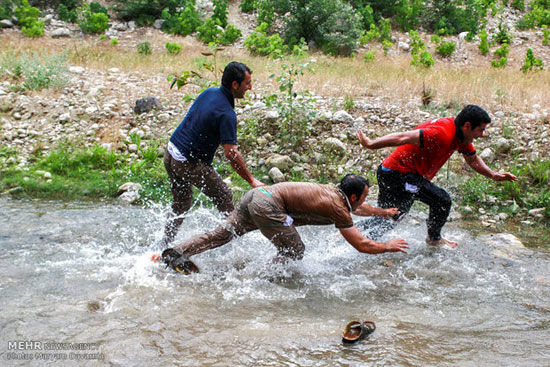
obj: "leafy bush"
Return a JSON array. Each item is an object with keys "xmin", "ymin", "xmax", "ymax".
[
  {"xmin": 244, "ymin": 22, "xmax": 289, "ymax": 58},
  {"xmin": 77, "ymin": 2, "xmax": 109, "ymax": 34},
  {"xmin": 212, "ymin": 0, "xmax": 227, "ymax": 28},
  {"xmin": 409, "ymin": 30, "xmax": 434, "ymax": 68},
  {"xmin": 197, "ymin": 17, "xmax": 222, "ymax": 44},
  {"xmin": 239, "ymin": 0, "xmax": 256, "ymax": 13},
  {"xmin": 165, "ymin": 41, "xmax": 182, "ymax": 55},
  {"xmin": 511, "ymin": 0, "xmax": 525, "ymax": 11},
  {"xmin": 543, "ymin": 25, "xmax": 549, "ymax": 45},
  {"xmin": 219, "ymin": 24, "xmax": 242, "ymax": 45},
  {"xmin": 494, "ymin": 22, "xmax": 512, "ymax": 45},
  {"xmin": 420, "ymin": 0, "xmax": 481, "ymax": 35},
  {"xmin": 137, "ymin": 41, "xmax": 152, "ymax": 55},
  {"xmin": 479, "ymin": 29, "xmax": 489, "ymax": 55},
  {"xmin": 520, "ymin": 48, "xmax": 543, "ymax": 72},
  {"xmin": 111, "ymin": 0, "xmax": 185, "ymax": 26},
  {"xmin": 359, "ymin": 24, "xmax": 380, "ymax": 44},
  {"xmin": 283, "ymin": 0, "xmax": 362, "ymax": 55},
  {"xmin": 58, "ymin": 3, "xmax": 77, "ymax": 23},
  {"xmin": 436, "ymin": 40, "xmax": 456, "ymax": 57},
  {"xmin": 494, "ymin": 42, "xmax": 509, "ymax": 58},
  {"xmin": 517, "ymin": 4, "xmax": 550, "ymax": 29},
  {"xmin": 394, "ymin": 0, "xmax": 424, "ymax": 32},
  {"xmin": 14, "ymin": 0, "xmax": 44, "ymax": 37},
  {"xmin": 491, "ymin": 57, "xmax": 507, "ymax": 68},
  {"xmin": 0, "ymin": 0, "xmax": 17, "ymax": 20},
  {"xmin": 257, "ymin": 0, "xmax": 275, "ymax": 27},
  {"xmin": 161, "ymin": 4, "xmax": 201, "ymax": 36},
  {"xmin": 0, "ymin": 50, "xmax": 69, "ymax": 90},
  {"xmin": 111, "ymin": 37, "xmax": 118, "ymax": 45},
  {"xmin": 362, "ymin": 50, "xmax": 376, "ymax": 62}
]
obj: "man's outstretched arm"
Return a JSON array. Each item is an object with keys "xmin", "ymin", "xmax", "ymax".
[
  {"xmin": 339, "ymin": 226, "xmax": 408, "ymax": 254},
  {"xmin": 353, "ymin": 203, "xmax": 399, "ymax": 218},
  {"xmin": 223, "ymin": 144, "xmax": 265, "ymax": 188},
  {"xmin": 463, "ymin": 153, "xmax": 517, "ymax": 182},
  {"xmin": 357, "ymin": 129, "xmax": 420, "ymax": 150}
]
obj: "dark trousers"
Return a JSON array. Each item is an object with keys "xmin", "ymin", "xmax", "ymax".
[
  {"xmin": 162, "ymin": 150, "xmax": 234, "ymax": 244},
  {"xmin": 357, "ymin": 165, "xmax": 452, "ymax": 241}
]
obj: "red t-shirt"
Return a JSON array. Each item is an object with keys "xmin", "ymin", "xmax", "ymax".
[{"xmin": 382, "ymin": 117, "xmax": 475, "ymax": 180}]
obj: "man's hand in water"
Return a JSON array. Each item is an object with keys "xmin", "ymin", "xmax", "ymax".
[
  {"xmin": 384, "ymin": 238, "xmax": 409, "ymax": 253},
  {"xmin": 381, "ymin": 208, "xmax": 400, "ymax": 218}
]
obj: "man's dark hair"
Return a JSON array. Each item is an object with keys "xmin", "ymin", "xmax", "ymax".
[
  {"xmin": 221, "ymin": 61, "xmax": 252, "ymax": 89},
  {"xmin": 455, "ymin": 104, "xmax": 491, "ymax": 129},
  {"xmin": 339, "ymin": 174, "xmax": 370, "ymax": 200}
]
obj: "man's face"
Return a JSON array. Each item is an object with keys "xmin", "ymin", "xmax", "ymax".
[
  {"xmin": 232, "ymin": 71, "xmax": 252, "ymax": 99},
  {"xmin": 351, "ymin": 186, "xmax": 369, "ymax": 211},
  {"xmin": 463, "ymin": 122, "xmax": 488, "ymax": 143}
]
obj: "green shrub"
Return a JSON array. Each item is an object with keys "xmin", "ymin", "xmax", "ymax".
[
  {"xmin": 0, "ymin": 50, "xmax": 69, "ymax": 90},
  {"xmin": 58, "ymin": 3, "xmax": 77, "ymax": 23},
  {"xmin": 520, "ymin": 48, "xmax": 544, "ymax": 72},
  {"xmin": 491, "ymin": 56, "xmax": 507, "ymax": 68},
  {"xmin": 436, "ymin": 40, "xmax": 456, "ymax": 57},
  {"xmin": 542, "ymin": 25, "xmax": 549, "ymax": 45},
  {"xmin": 219, "ymin": 24, "xmax": 242, "ymax": 45},
  {"xmin": 14, "ymin": 0, "xmax": 44, "ymax": 37},
  {"xmin": 479, "ymin": 29, "xmax": 489, "ymax": 55},
  {"xmin": 511, "ymin": 0, "xmax": 525, "ymax": 11},
  {"xmin": 257, "ymin": 0, "xmax": 275, "ymax": 27},
  {"xmin": 111, "ymin": 0, "xmax": 185, "ymax": 26},
  {"xmin": 358, "ymin": 4, "xmax": 374, "ymax": 30},
  {"xmin": 212, "ymin": 0, "xmax": 227, "ymax": 28},
  {"xmin": 161, "ymin": 5, "xmax": 201, "ymax": 36},
  {"xmin": 0, "ymin": 0, "xmax": 17, "ymax": 20},
  {"xmin": 165, "ymin": 41, "xmax": 182, "ymax": 55},
  {"xmin": 77, "ymin": 2, "xmax": 109, "ymax": 34},
  {"xmin": 110, "ymin": 37, "xmax": 118, "ymax": 45},
  {"xmin": 137, "ymin": 41, "xmax": 152, "ymax": 55},
  {"xmin": 409, "ymin": 30, "xmax": 434, "ymax": 68},
  {"xmin": 494, "ymin": 42, "xmax": 509, "ymax": 58},
  {"xmin": 244, "ymin": 22, "xmax": 289, "ymax": 58},
  {"xmin": 394, "ymin": 0, "xmax": 424, "ymax": 32},
  {"xmin": 239, "ymin": 0, "xmax": 256, "ymax": 13},
  {"xmin": 359, "ymin": 24, "xmax": 380, "ymax": 44},
  {"xmin": 283, "ymin": 0, "xmax": 362, "ymax": 56},
  {"xmin": 494, "ymin": 22, "xmax": 512, "ymax": 45},
  {"xmin": 362, "ymin": 50, "xmax": 376, "ymax": 62},
  {"xmin": 197, "ymin": 17, "xmax": 222, "ymax": 44},
  {"xmin": 420, "ymin": 0, "xmax": 481, "ymax": 35},
  {"xmin": 517, "ymin": 5, "xmax": 550, "ymax": 29}
]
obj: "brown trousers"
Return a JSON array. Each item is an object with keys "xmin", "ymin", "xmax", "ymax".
[
  {"xmin": 163, "ymin": 150, "xmax": 234, "ymax": 244},
  {"xmin": 176, "ymin": 189, "xmax": 306, "ymax": 260}
]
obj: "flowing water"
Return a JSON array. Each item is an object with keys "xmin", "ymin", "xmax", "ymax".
[{"xmin": 0, "ymin": 197, "xmax": 549, "ymax": 366}]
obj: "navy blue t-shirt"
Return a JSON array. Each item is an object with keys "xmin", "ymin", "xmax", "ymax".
[{"xmin": 170, "ymin": 86, "xmax": 237, "ymax": 165}]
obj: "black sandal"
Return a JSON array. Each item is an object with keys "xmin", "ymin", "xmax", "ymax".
[
  {"xmin": 342, "ymin": 320, "xmax": 376, "ymax": 344},
  {"xmin": 161, "ymin": 248, "xmax": 200, "ymax": 274}
]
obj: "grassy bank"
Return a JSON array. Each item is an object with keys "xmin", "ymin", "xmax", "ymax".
[{"xmin": 1, "ymin": 141, "xmax": 548, "ymax": 248}]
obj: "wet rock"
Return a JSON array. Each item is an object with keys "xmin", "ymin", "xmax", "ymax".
[
  {"xmin": 118, "ymin": 182, "xmax": 142, "ymax": 193},
  {"xmin": 134, "ymin": 96, "xmax": 162, "ymax": 114},
  {"xmin": 479, "ymin": 233, "xmax": 532, "ymax": 261},
  {"xmin": 269, "ymin": 167, "xmax": 285, "ymax": 183}
]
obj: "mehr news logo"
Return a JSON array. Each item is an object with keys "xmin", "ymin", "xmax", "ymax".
[{"xmin": 6, "ymin": 341, "xmax": 104, "ymax": 361}]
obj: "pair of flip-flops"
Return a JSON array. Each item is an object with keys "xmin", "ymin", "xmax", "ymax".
[
  {"xmin": 342, "ymin": 320, "xmax": 376, "ymax": 344},
  {"xmin": 161, "ymin": 248, "xmax": 200, "ymax": 274}
]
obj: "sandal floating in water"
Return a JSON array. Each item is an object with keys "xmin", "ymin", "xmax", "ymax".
[
  {"xmin": 161, "ymin": 248, "xmax": 200, "ymax": 274},
  {"xmin": 342, "ymin": 320, "xmax": 376, "ymax": 344}
]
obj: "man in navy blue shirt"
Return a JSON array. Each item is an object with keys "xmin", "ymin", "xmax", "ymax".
[{"xmin": 161, "ymin": 61, "xmax": 265, "ymax": 246}]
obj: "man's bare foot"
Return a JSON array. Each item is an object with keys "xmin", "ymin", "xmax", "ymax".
[{"xmin": 425, "ymin": 237, "xmax": 458, "ymax": 248}]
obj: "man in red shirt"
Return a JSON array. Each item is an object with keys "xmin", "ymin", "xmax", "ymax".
[{"xmin": 356, "ymin": 105, "xmax": 516, "ymax": 248}]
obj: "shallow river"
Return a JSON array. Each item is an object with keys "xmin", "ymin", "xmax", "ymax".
[{"xmin": 0, "ymin": 198, "xmax": 549, "ymax": 366}]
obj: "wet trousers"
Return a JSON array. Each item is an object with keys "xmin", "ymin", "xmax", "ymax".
[
  {"xmin": 175, "ymin": 188, "xmax": 305, "ymax": 260},
  {"xmin": 356, "ymin": 165, "xmax": 452, "ymax": 241},
  {"xmin": 163, "ymin": 150, "xmax": 234, "ymax": 244}
]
